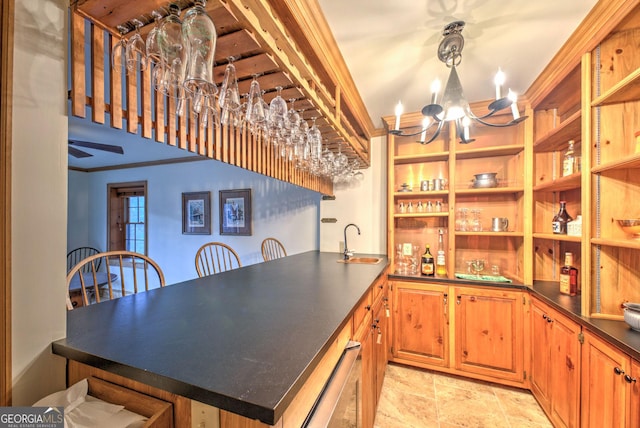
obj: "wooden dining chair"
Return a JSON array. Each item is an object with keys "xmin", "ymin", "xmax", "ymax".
[
  {"xmin": 195, "ymin": 242, "xmax": 242, "ymax": 278},
  {"xmin": 66, "ymin": 250, "xmax": 165, "ymax": 310},
  {"xmin": 261, "ymin": 238, "xmax": 287, "ymax": 261},
  {"xmin": 67, "ymin": 246, "xmax": 101, "ymax": 273}
]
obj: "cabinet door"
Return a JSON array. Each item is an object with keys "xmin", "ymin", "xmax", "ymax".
[
  {"xmin": 453, "ymin": 287, "xmax": 524, "ymax": 382},
  {"xmin": 373, "ymin": 297, "xmax": 388, "ymax": 404},
  {"xmin": 530, "ymin": 298, "xmax": 552, "ymax": 409},
  {"xmin": 392, "ymin": 281, "xmax": 448, "ymax": 367},
  {"xmin": 628, "ymin": 359, "xmax": 640, "ymax": 428},
  {"xmin": 356, "ymin": 318, "xmax": 375, "ymax": 428},
  {"xmin": 581, "ymin": 331, "xmax": 628, "ymax": 428},
  {"xmin": 548, "ymin": 308, "xmax": 580, "ymax": 428}
]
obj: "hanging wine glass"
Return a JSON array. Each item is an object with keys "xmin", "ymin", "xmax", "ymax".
[
  {"xmin": 285, "ymin": 99, "xmax": 300, "ymax": 132},
  {"xmin": 246, "ymin": 75, "xmax": 266, "ymax": 128},
  {"xmin": 111, "ymin": 25, "xmax": 129, "ymax": 73},
  {"xmin": 126, "ymin": 19, "xmax": 148, "ymax": 74},
  {"xmin": 157, "ymin": 3, "xmax": 187, "ymax": 100},
  {"xmin": 146, "ymin": 10, "xmax": 164, "ymax": 65},
  {"xmin": 219, "ymin": 58, "xmax": 241, "ymax": 112},
  {"xmin": 182, "ymin": 0, "xmax": 217, "ymax": 116},
  {"xmin": 269, "ymin": 86, "xmax": 288, "ymax": 130}
]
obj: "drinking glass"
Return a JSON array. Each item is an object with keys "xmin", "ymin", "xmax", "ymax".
[
  {"xmin": 145, "ymin": 10, "xmax": 164, "ymax": 65},
  {"xmin": 126, "ymin": 19, "xmax": 147, "ymax": 74},
  {"xmin": 396, "ymin": 244, "xmax": 407, "ymax": 274},
  {"xmin": 471, "ymin": 208, "xmax": 483, "ymax": 231},
  {"xmin": 269, "ymin": 86, "xmax": 288, "ymax": 130},
  {"xmin": 156, "ymin": 3, "xmax": 187, "ymax": 100},
  {"xmin": 111, "ymin": 25, "xmax": 129, "ymax": 73},
  {"xmin": 471, "ymin": 259, "xmax": 485, "ymax": 278},
  {"xmin": 218, "ymin": 59, "xmax": 241, "ymax": 113}
]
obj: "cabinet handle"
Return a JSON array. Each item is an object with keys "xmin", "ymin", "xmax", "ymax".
[
  {"xmin": 542, "ymin": 314, "xmax": 547, "ymax": 320},
  {"xmin": 625, "ymin": 375, "xmax": 637, "ymax": 384},
  {"xmin": 365, "ymin": 305, "xmax": 371, "ymax": 311},
  {"xmin": 456, "ymin": 295, "xmax": 461, "ymax": 305},
  {"xmin": 614, "ymin": 367, "xmax": 625, "ymax": 376},
  {"xmin": 546, "ymin": 317, "xmax": 553, "ymax": 323}
]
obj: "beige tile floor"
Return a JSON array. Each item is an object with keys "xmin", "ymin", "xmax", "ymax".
[{"xmin": 374, "ymin": 363, "xmax": 553, "ymax": 428}]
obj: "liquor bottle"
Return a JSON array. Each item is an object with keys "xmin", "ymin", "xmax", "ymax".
[
  {"xmin": 562, "ymin": 140, "xmax": 576, "ymax": 177},
  {"xmin": 552, "ymin": 201, "xmax": 573, "ymax": 234},
  {"xmin": 559, "ymin": 252, "xmax": 579, "ymax": 296},
  {"xmin": 436, "ymin": 229, "xmax": 447, "ymax": 277},
  {"xmin": 421, "ymin": 244, "xmax": 435, "ymax": 276}
]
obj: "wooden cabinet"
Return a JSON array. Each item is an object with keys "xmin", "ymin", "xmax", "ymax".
[
  {"xmin": 452, "ymin": 286, "xmax": 525, "ymax": 382},
  {"xmin": 629, "ymin": 358, "xmax": 640, "ymax": 427},
  {"xmin": 354, "ymin": 273, "xmax": 389, "ymax": 428},
  {"xmin": 581, "ymin": 330, "xmax": 630, "ymax": 428},
  {"xmin": 386, "ymin": 106, "xmax": 528, "ymax": 284},
  {"xmin": 391, "ymin": 280, "xmax": 449, "ymax": 367},
  {"xmin": 530, "ymin": 296, "xmax": 581, "ymax": 428},
  {"xmin": 391, "ymin": 280, "xmax": 526, "ymax": 386}
]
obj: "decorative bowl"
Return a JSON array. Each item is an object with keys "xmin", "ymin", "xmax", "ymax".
[
  {"xmin": 623, "ymin": 303, "xmax": 640, "ymax": 331},
  {"xmin": 616, "ymin": 219, "xmax": 640, "ymax": 237},
  {"xmin": 472, "ymin": 172, "xmax": 498, "ymax": 188}
]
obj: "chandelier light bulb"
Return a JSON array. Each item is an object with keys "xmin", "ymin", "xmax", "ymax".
[
  {"xmin": 462, "ymin": 116, "xmax": 471, "ymax": 141},
  {"xmin": 494, "ymin": 68, "xmax": 505, "ymax": 99},
  {"xmin": 508, "ymin": 89, "xmax": 520, "ymax": 119},
  {"xmin": 430, "ymin": 79, "xmax": 441, "ymax": 104},
  {"xmin": 394, "ymin": 101, "xmax": 403, "ymax": 130}
]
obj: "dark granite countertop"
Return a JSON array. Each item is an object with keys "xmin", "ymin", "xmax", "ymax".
[{"xmin": 52, "ymin": 251, "xmax": 389, "ymax": 425}]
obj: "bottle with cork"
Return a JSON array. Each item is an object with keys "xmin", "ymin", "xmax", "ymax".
[{"xmin": 559, "ymin": 252, "xmax": 579, "ymax": 296}]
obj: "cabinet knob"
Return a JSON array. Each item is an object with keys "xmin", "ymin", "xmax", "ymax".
[
  {"xmin": 542, "ymin": 314, "xmax": 547, "ymax": 319},
  {"xmin": 456, "ymin": 296, "xmax": 461, "ymax": 305},
  {"xmin": 625, "ymin": 374, "xmax": 637, "ymax": 384},
  {"xmin": 546, "ymin": 317, "xmax": 553, "ymax": 323},
  {"xmin": 365, "ymin": 305, "xmax": 371, "ymax": 311},
  {"xmin": 614, "ymin": 367, "xmax": 625, "ymax": 376}
]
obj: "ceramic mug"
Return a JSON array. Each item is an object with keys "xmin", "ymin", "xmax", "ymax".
[{"xmin": 491, "ymin": 217, "xmax": 509, "ymax": 232}]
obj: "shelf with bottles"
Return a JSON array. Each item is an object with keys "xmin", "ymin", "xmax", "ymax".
[
  {"xmin": 532, "ymin": 239, "xmax": 581, "ymax": 284},
  {"xmin": 532, "ymin": 188, "xmax": 581, "ymax": 235},
  {"xmin": 454, "ymin": 235, "xmax": 524, "ymax": 284},
  {"xmin": 533, "ymin": 138, "xmax": 582, "ymax": 187},
  {"xmin": 393, "ymin": 225, "xmax": 450, "ymax": 277}
]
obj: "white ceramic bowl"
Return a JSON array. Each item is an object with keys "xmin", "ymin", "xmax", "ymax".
[{"xmin": 623, "ymin": 303, "xmax": 640, "ymax": 331}]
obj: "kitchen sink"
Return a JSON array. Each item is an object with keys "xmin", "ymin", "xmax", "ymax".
[{"xmin": 337, "ymin": 257, "xmax": 383, "ymax": 264}]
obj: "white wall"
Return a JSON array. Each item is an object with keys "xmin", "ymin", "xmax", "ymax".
[
  {"xmin": 68, "ymin": 160, "xmax": 321, "ymax": 285},
  {"xmin": 320, "ymin": 135, "xmax": 387, "ymax": 255},
  {"xmin": 11, "ymin": 0, "xmax": 67, "ymax": 405}
]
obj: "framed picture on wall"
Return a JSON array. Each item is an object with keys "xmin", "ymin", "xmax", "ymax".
[
  {"xmin": 219, "ymin": 189, "xmax": 252, "ymax": 236},
  {"xmin": 182, "ymin": 191, "xmax": 211, "ymax": 235}
]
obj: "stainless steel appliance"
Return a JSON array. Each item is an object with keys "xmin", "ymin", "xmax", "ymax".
[{"xmin": 303, "ymin": 341, "xmax": 362, "ymax": 428}]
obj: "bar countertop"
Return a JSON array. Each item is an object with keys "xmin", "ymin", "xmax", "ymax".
[{"xmin": 52, "ymin": 251, "xmax": 389, "ymax": 425}]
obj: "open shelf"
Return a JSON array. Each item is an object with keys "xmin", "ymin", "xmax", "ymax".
[
  {"xmin": 591, "ymin": 237, "xmax": 640, "ymax": 250},
  {"xmin": 533, "ymin": 233, "xmax": 582, "ymax": 242},
  {"xmin": 591, "ymin": 152, "xmax": 640, "ymax": 173},
  {"xmin": 455, "ymin": 144, "xmax": 524, "ymax": 160},
  {"xmin": 455, "ymin": 231, "xmax": 524, "ymax": 237},
  {"xmin": 393, "ymin": 190, "xmax": 449, "ymax": 198},
  {"xmin": 394, "ymin": 152, "xmax": 449, "ymax": 165},
  {"xmin": 533, "ymin": 110, "xmax": 582, "ymax": 153},
  {"xmin": 533, "ymin": 173, "xmax": 581, "ymax": 192},
  {"xmin": 455, "ymin": 186, "xmax": 524, "ymax": 196},
  {"xmin": 394, "ymin": 212, "xmax": 449, "ymax": 219},
  {"xmin": 591, "ymin": 66, "xmax": 640, "ymax": 107}
]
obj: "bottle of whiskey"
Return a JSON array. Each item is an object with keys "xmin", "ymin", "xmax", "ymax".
[
  {"xmin": 421, "ymin": 244, "xmax": 435, "ymax": 276},
  {"xmin": 559, "ymin": 252, "xmax": 579, "ymax": 296},
  {"xmin": 552, "ymin": 201, "xmax": 573, "ymax": 234},
  {"xmin": 562, "ymin": 140, "xmax": 576, "ymax": 177},
  {"xmin": 436, "ymin": 229, "xmax": 447, "ymax": 277}
]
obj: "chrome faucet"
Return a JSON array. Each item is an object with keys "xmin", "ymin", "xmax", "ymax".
[{"xmin": 343, "ymin": 223, "xmax": 361, "ymax": 260}]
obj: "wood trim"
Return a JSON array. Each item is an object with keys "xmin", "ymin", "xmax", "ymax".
[{"xmin": 0, "ymin": 0, "xmax": 13, "ymax": 407}]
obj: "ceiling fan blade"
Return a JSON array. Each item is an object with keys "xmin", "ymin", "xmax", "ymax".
[
  {"xmin": 68, "ymin": 146, "xmax": 93, "ymax": 158},
  {"xmin": 68, "ymin": 139, "xmax": 124, "ymax": 155}
]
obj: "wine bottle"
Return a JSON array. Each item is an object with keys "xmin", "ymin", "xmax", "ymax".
[
  {"xmin": 559, "ymin": 252, "xmax": 579, "ymax": 296},
  {"xmin": 552, "ymin": 201, "xmax": 573, "ymax": 234},
  {"xmin": 436, "ymin": 229, "xmax": 447, "ymax": 277},
  {"xmin": 421, "ymin": 244, "xmax": 435, "ymax": 276},
  {"xmin": 562, "ymin": 140, "xmax": 576, "ymax": 177}
]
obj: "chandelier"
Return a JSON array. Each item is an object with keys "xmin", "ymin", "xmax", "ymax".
[{"xmin": 390, "ymin": 21, "xmax": 527, "ymax": 144}]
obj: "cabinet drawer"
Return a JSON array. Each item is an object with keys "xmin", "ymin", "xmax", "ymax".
[{"xmin": 353, "ymin": 289, "xmax": 372, "ymax": 338}]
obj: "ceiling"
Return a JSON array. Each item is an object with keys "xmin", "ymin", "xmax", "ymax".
[
  {"xmin": 317, "ymin": 0, "xmax": 599, "ymax": 128},
  {"xmin": 68, "ymin": 0, "xmax": 599, "ymax": 170}
]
